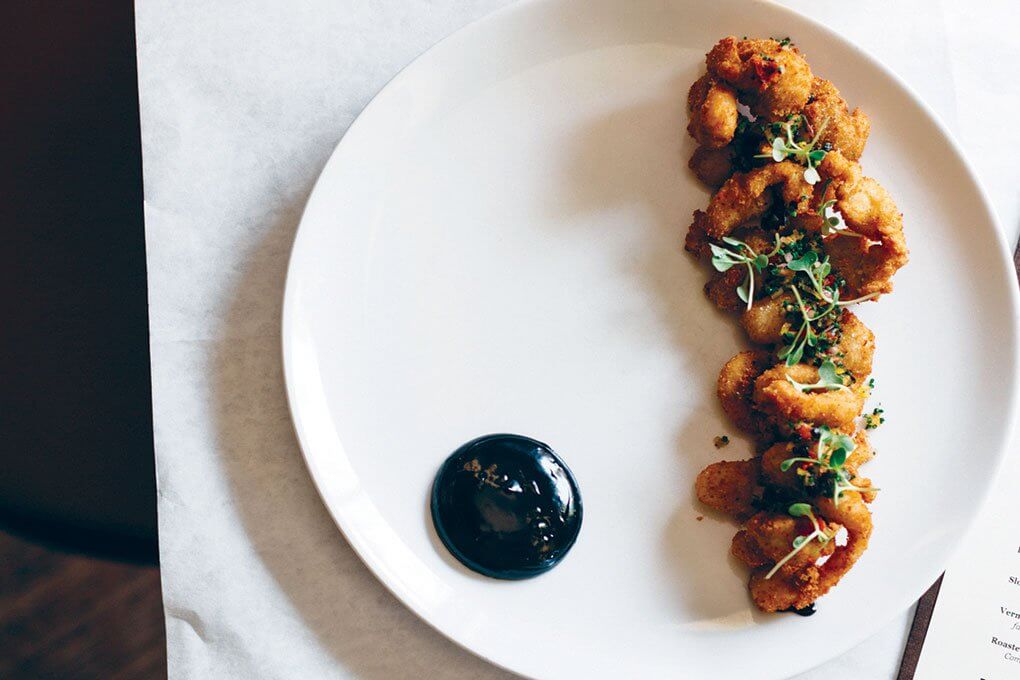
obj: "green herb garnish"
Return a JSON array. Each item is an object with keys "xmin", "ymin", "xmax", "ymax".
[
  {"xmin": 764, "ymin": 503, "xmax": 833, "ymax": 580},
  {"xmin": 710, "ymin": 235, "xmax": 782, "ymax": 311},
  {"xmin": 786, "ymin": 359, "xmax": 848, "ymax": 392},
  {"xmin": 756, "ymin": 116, "xmax": 830, "ymax": 184},
  {"xmin": 780, "ymin": 426, "xmax": 875, "ymax": 506}
]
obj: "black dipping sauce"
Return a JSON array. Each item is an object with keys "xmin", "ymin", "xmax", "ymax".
[
  {"xmin": 782, "ymin": 604, "xmax": 817, "ymax": 617},
  {"xmin": 430, "ymin": 434, "xmax": 582, "ymax": 579}
]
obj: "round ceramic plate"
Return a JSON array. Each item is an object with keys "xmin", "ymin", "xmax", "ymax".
[{"xmin": 282, "ymin": 0, "xmax": 1019, "ymax": 677}]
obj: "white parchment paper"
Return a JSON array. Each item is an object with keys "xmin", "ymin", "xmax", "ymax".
[{"xmin": 136, "ymin": 1, "xmax": 1020, "ymax": 677}]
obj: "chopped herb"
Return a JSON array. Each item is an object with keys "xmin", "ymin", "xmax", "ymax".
[
  {"xmin": 755, "ymin": 115, "xmax": 830, "ymax": 184},
  {"xmin": 863, "ymin": 407, "xmax": 885, "ymax": 430},
  {"xmin": 709, "ymin": 234, "xmax": 782, "ymax": 311},
  {"xmin": 780, "ymin": 426, "xmax": 877, "ymax": 506}
]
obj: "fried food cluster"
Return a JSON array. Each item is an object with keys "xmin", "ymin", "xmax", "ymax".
[{"xmin": 684, "ymin": 37, "xmax": 908, "ymax": 613}]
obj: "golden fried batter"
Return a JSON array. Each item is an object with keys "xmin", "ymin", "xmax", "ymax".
[
  {"xmin": 745, "ymin": 492, "xmax": 871, "ymax": 612},
  {"xmin": 803, "ymin": 77, "xmax": 870, "ymax": 161},
  {"xmin": 695, "ymin": 459, "xmax": 761, "ymax": 521},
  {"xmin": 687, "ymin": 75, "xmax": 739, "ymax": 149},
  {"xmin": 706, "ymin": 37, "xmax": 814, "ymax": 120},
  {"xmin": 741, "ymin": 293, "xmax": 791, "ymax": 345},
  {"xmin": 689, "ymin": 145, "xmax": 735, "ymax": 188},
  {"xmin": 717, "ymin": 350, "xmax": 772, "ymax": 433},
  {"xmin": 701, "ymin": 161, "xmax": 811, "ymax": 239},
  {"xmin": 835, "ymin": 310, "xmax": 875, "ymax": 380},
  {"xmin": 753, "ymin": 364, "xmax": 866, "ymax": 429},
  {"xmin": 819, "ymin": 152, "xmax": 909, "ymax": 298}
]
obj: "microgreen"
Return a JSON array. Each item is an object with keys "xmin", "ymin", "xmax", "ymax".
[
  {"xmin": 710, "ymin": 235, "xmax": 782, "ymax": 311},
  {"xmin": 780, "ymin": 426, "xmax": 875, "ymax": 507},
  {"xmin": 755, "ymin": 116, "xmax": 829, "ymax": 185},
  {"xmin": 786, "ymin": 359, "xmax": 847, "ymax": 392},
  {"xmin": 816, "ymin": 180, "xmax": 882, "ymax": 245},
  {"xmin": 764, "ymin": 503, "xmax": 832, "ymax": 580}
]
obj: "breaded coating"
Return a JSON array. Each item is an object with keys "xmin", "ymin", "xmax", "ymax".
[
  {"xmin": 701, "ymin": 161, "xmax": 812, "ymax": 239},
  {"xmin": 705, "ymin": 267, "xmax": 747, "ymax": 312},
  {"xmin": 835, "ymin": 310, "xmax": 874, "ymax": 380},
  {"xmin": 731, "ymin": 529, "xmax": 769, "ymax": 567},
  {"xmin": 741, "ymin": 293, "xmax": 791, "ymax": 345},
  {"xmin": 695, "ymin": 459, "xmax": 761, "ymax": 520},
  {"xmin": 844, "ymin": 429, "xmax": 875, "ymax": 477},
  {"xmin": 701, "ymin": 229, "xmax": 776, "ymax": 312},
  {"xmin": 689, "ymin": 145, "xmax": 735, "ymax": 188},
  {"xmin": 747, "ymin": 492, "xmax": 871, "ymax": 612},
  {"xmin": 819, "ymin": 152, "xmax": 909, "ymax": 298},
  {"xmin": 753, "ymin": 364, "xmax": 865, "ymax": 429},
  {"xmin": 759, "ymin": 441, "xmax": 799, "ymax": 490},
  {"xmin": 687, "ymin": 75, "xmax": 739, "ymax": 149},
  {"xmin": 744, "ymin": 511, "xmax": 836, "ymax": 569},
  {"xmin": 803, "ymin": 77, "xmax": 870, "ymax": 161},
  {"xmin": 706, "ymin": 37, "xmax": 813, "ymax": 120},
  {"xmin": 717, "ymin": 350, "xmax": 772, "ymax": 432}
]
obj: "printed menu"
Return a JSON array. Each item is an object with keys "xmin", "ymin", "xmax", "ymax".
[{"xmin": 912, "ymin": 439, "xmax": 1020, "ymax": 679}]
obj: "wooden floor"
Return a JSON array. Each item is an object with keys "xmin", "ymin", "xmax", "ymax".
[{"xmin": 0, "ymin": 531, "xmax": 166, "ymax": 679}]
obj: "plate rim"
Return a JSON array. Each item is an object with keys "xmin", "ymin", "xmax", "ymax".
[{"xmin": 280, "ymin": 0, "xmax": 1020, "ymax": 677}]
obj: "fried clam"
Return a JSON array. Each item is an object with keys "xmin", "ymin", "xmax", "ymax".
[
  {"xmin": 695, "ymin": 458, "xmax": 761, "ymax": 521},
  {"xmin": 689, "ymin": 145, "xmax": 736, "ymax": 188},
  {"xmin": 717, "ymin": 350, "xmax": 773, "ymax": 434},
  {"xmin": 697, "ymin": 161, "xmax": 812, "ymax": 240},
  {"xmin": 815, "ymin": 151, "xmax": 909, "ymax": 298},
  {"xmin": 802, "ymin": 77, "xmax": 870, "ymax": 161},
  {"xmin": 687, "ymin": 75, "xmax": 739, "ymax": 149},
  {"xmin": 700, "ymin": 228, "xmax": 776, "ymax": 313},
  {"xmin": 740, "ymin": 300, "xmax": 874, "ymax": 382},
  {"xmin": 759, "ymin": 434, "xmax": 877, "ymax": 503},
  {"xmin": 706, "ymin": 37, "xmax": 813, "ymax": 120},
  {"xmin": 753, "ymin": 363, "xmax": 866, "ymax": 429},
  {"xmin": 741, "ymin": 293, "xmax": 792, "ymax": 345},
  {"xmin": 745, "ymin": 492, "xmax": 873, "ymax": 612}
]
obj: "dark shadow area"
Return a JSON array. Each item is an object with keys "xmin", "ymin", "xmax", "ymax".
[{"xmin": 0, "ymin": 2, "xmax": 157, "ymax": 563}]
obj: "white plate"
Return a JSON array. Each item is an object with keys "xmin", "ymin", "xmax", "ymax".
[{"xmin": 282, "ymin": 0, "xmax": 1020, "ymax": 677}]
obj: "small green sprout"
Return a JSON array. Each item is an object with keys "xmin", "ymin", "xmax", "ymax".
[
  {"xmin": 786, "ymin": 359, "xmax": 848, "ymax": 392},
  {"xmin": 780, "ymin": 426, "xmax": 876, "ymax": 507},
  {"xmin": 764, "ymin": 503, "xmax": 832, "ymax": 580},
  {"xmin": 756, "ymin": 116, "xmax": 830, "ymax": 185},
  {"xmin": 710, "ymin": 234, "xmax": 781, "ymax": 311}
]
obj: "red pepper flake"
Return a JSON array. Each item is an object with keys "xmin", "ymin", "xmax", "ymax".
[{"xmin": 751, "ymin": 56, "xmax": 782, "ymax": 89}]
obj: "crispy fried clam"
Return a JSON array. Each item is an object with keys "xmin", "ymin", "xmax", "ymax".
[
  {"xmin": 817, "ymin": 151, "xmax": 909, "ymax": 298},
  {"xmin": 835, "ymin": 310, "xmax": 875, "ymax": 380},
  {"xmin": 687, "ymin": 75, "xmax": 739, "ymax": 149},
  {"xmin": 686, "ymin": 37, "xmax": 899, "ymax": 614},
  {"xmin": 695, "ymin": 459, "xmax": 761, "ymax": 521},
  {"xmin": 759, "ymin": 435, "xmax": 876, "ymax": 501},
  {"xmin": 700, "ymin": 161, "xmax": 812, "ymax": 239},
  {"xmin": 802, "ymin": 77, "xmax": 870, "ymax": 161},
  {"xmin": 744, "ymin": 492, "xmax": 872, "ymax": 612},
  {"xmin": 753, "ymin": 364, "xmax": 866, "ymax": 429},
  {"xmin": 741, "ymin": 293, "xmax": 791, "ymax": 345},
  {"xmin": 701, "ymin": 229, "xmax": 775, "ymax": 312},
  {"xmin": 689, "ymin": 145, "xmax": 735, "ymax": 188},
  {"xmin": 706, "ymin": 37, "xmax": 813, "ymax": 120},
  {"xmin": 717, "ymin": 350, "xmax": 772, "ymax": 433},
  {"xmin": 741, "ymin": 292, "xmax": 874, "ymax": 383}
]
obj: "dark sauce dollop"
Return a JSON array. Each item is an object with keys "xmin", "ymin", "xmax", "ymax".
[
  {"xmin": 430, "ymin": 434, "xmax": 582, "ymax": 579},
  {"xmin": 782, "ymin": 604, "xmax": 817, "ymax": 617}
]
